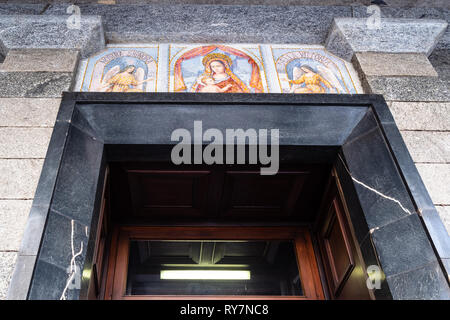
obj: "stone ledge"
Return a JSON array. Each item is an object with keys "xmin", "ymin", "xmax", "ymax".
[
  {"xmin": 325, "ymin": 18, "xmax": 448, "ymax": 61},
  {"xmin": 352, "ymin": 52, "xmax": 438, "ymax": 77},
  {"xmin": 0, "ymin": 14, "xmax": 105, "ymax": 58},
  {"xmin": 0, "ymin": 49, "xmax": 80, "ymax": 73}
]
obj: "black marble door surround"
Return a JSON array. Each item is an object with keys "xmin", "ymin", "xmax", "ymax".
[{"xmin": 8, "ymin": 92, "xmax": 450, "ymax": 300}]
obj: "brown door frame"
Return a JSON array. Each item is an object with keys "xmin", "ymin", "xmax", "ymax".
[
  {"xmin": 104, "ymin": 226, "xmax": 325, "ymax": 300},
  {"xmin": 314, "ymin": 168, "xmax": 374, "ymax": 300}
]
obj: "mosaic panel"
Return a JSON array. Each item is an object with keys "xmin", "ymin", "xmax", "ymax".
[
  {"xmin": 271, "ymin": 46, "xmax": 360, "ymax": 94},
  {"xmin": 75, "ymin": 44, "xmax": 363, "ymax": 94},
  {"xmin": 77, "ymin": 45, "xmax": 158, "ymax": 92},
  {"xmin": 167, "ymin": 44, "xmax": 268, "ymax": 93}
]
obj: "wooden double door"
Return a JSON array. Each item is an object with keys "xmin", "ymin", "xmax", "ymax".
[
  {"xmin": 87, "ymin": 164, "xmax": 373, "ymax": 300},
  {"xmin": 104, "ymin": 226, "xmax": 325, "ymax": 300}
]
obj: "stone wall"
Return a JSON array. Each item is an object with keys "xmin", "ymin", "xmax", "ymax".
[
  {"xmin": 0, "ymin": 2, "xmax": 448, "ymax": 299},
  {"xmin": 352, "ymin": 49, "xmax": 450, "ymax": 234},
  {"xmin": 0, "ymin": 49, "xmax": 79, "ymax": 299},
  {"xmin": 0, "ymin": 99, "xmax": 57, "ymax": 299},
  {"xmin": 0, "ymin": 1, "xmax": 448, "ymax": 7}
]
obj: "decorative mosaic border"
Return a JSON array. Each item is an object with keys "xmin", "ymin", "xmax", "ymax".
[{"xmin": 74, "ymin": 43, "xmax": 363, "ymax": 94}]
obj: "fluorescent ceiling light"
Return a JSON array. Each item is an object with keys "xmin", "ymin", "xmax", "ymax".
[{"xmin": 160, "ymin": 270, "xmax": 251, "ymax": 280}]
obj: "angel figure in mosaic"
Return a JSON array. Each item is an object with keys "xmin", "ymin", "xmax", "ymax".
[
  {"xmin": 100, "ymin": 65, "xmax": 153, "ymax": 92},
  {"xmin": 287, "ymin": 65, "xmax": 344, "ymax": 94}
]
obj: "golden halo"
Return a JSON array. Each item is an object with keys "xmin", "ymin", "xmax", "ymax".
[{"xmin": 202, "ymin": 53, "xmax": 233, "ymax": 67}]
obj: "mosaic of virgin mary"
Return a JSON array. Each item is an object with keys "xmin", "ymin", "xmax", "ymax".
[{"xmin": 173, "ymin": 46, "xmax": 264, "ymax": 93}]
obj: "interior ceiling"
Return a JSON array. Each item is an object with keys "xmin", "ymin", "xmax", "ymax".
[
  {"xmin": 131, "ymin": 240, "xmax": 291, "ymax": 267},
  {"xmin": 109, "ymin": 162, "xmax": 331, "ymax": 224}
]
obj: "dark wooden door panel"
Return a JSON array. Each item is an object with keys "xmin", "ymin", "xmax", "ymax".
[
  {"xmin": 315, "ymin": 170, "xmax": 372, "ymax": 300},
  {"xmin": 110, "ymin": 163, "xmax": 329, "ymax": 223},
  {"xmin": 127, "ymin": 170, "xmax": 211, "ymax": 217},
  {"xmin": 321, "ymin": 199, "xmax": 354, "ymax": 295}
]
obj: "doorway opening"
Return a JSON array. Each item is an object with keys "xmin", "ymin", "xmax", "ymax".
[{"xmin": 17, "ymin": 93, "xmax": 445, "ymax": 300}]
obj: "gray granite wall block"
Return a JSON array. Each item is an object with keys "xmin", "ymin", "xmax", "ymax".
[
  {"xmin": 0, "ymin": 98, "xmax": 61, "ymax": 127},
  {"xmin": 388, "ymin": 101, "xmax": 450, "ymax": 131},
  {"xmin": 0, "ymin": 15, "xmax": 105, "ymax": 58},
  {"xmin": 352, "ymin": 52, "xmax": 438, "ymax": 77},
  {"xmin": 0, "ymin": 49, "xmax": 80, "ymax": 73},
  {"xmin": 363, "ymin": 76, "xmax": 450, "ymax": 102},
  {"xmin": 350, "ymin": 52, "xmax": 448, "ymax": 102},
  {"xmin": 0, "ymin": 72, "xmax": 74, "ymax": 98},
  {"xmin": 0, "ymin": 4, "xmax": 47, "ymax": 15},
  {"xmin": 44, "ymin": 4, "xmax": 352, "ymax": 44},
  {"xmin": 3, "ymin": 1, "xmax": 447, "ymax": 8},
  {"xmin": 325, "ymin": 18, "xmax": 448, "ymax": 61}
]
